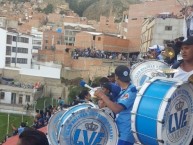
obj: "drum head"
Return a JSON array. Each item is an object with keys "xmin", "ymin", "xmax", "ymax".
[
  {"xmin": 131, "ymin": 77, "xmax": 193, "ymax": 145},
  {"xmin": 130, "ymin": 60, "xmax": 169, "ymax": 87},
  {"xmin": 47, "ymin": 110, "xmax": 67, "ymax": 145},
  {"xmin": 57, "ymin": 104, "xmax": 95, "ymax": 140},
  {"xmin": 161, "ymin": 83, "xmax": 193, "ymax": 145},
  {"xmin": 58, "ymin": 107, "xmax": 118, "ymax": 145}
]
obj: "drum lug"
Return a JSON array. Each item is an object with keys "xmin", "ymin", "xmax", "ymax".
[
  {"xmin": 157, "ymin": 139, "xmax": 164, "ymax": 144},
  {"xmin": 158, "ymin": 119, "xmax": 164, "ymax": 124}
]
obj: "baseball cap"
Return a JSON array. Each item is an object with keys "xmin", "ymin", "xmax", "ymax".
[
  {"xmin": 107, "ymin": 73, "xmax": 115, "ymax": 78},
  {"xmin": 115, "ymin": 65, "xmax": 130, "ymax": 82},
  {"xmin": 182, "ymin": 36, "xmax": 193, "ymax": 45}
]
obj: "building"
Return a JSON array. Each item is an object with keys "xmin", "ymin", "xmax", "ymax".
[
  {"xmin": 96, "ymin": 16, "xmax": 119, "ymax": 34},
  {"xmin": 141, "ymin": 16, "xmax": 184, "ymax": 53},
  {"xmin": 0, "ymin": 28, "xmax": 33, "ymax": 69},
  {"xmin": 31, "ymin": 27, "xmax": 43, "ymax": 53},
  {"xmin": 0, "ymin": 16, "xmax": 18, "ymax": 29},
  {"xmin": 74, "ymin": 31, "xmax": 130, "ymax": 52},
  {"xmin": 121, "ymin": 0, "xmax": 182, "ymax": 52},
  {"xmin": 42, "ymin": 30, "xmax": 64, "ymax": 50},
  {"xmin": 64, "ymin": 22, "xmax": 96, "ymax": 47},
  {"xmin": 0, "ymin": 84, "xmax": 34, "ymax": 106}
]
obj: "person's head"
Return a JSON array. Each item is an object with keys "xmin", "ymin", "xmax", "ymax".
[
  {"xmin": 20, "ymin": 122, "xmax": 26, "ymax": 128},
  {"xmin": 101, "ymin": 83, "xmax": 111, "ymax": 95},
  {"xmin": 115, "ymin": 65, "xmax": 130, "ymax": 85},
  {"xmin": 78, "ymin": 90, "xmax": 91, "ymax": 101},
  {"xmin": 148, "ymin": 45, "xmax": 164, "ymax": 58},
  {"xmin": 181, "ymin": 36, "xmax": 193, "ymax": 62},
  {"xmin": 17, "ymin": 128, "xmax": 49, "ymax": 145},
  {"xmin": 107, "ymin": 73, "xmax": 115, "ymax": 83},
  {"xmin": 99, "ymin": 77, "xmax": 109, "ymax": 86},
  {"xmin": 58, "ymin": 97, "xmax": 61, "ymax": 100}
]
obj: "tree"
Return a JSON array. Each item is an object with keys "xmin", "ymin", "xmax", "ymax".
[{"xmin": 43, "ymin": 4, "xmax": 54, "ymax": 14}]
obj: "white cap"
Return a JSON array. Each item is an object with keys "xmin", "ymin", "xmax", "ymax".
[{"xmin": 148, "ymin": 45, "xmax": 164, "ymax": 51}]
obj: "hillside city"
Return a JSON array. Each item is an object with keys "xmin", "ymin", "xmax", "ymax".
[{"xmin": 0, "ymin": 0, "xmax": 193, "ymax": 145}]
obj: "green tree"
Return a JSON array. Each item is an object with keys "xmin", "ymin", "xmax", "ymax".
[{"xmin": 43, "ymin": 4, "xmax": 54, "ymax": 14}]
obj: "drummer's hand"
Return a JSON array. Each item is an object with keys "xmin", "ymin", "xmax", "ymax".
[{"xmin": 94, "ymin": 89, "xmax": 105, "ymax": 100}]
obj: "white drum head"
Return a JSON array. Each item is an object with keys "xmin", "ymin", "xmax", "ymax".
[
  {"xmin": 58, "ymin": 107, "xmax": 118, "ymax": 145},
  {"xmin": 130, "ymin": 60, "xmax": 169, "ymax": 87},
  {"xmin": 160, "ymin": 83, "xmax": 193, "ymax": 145}
]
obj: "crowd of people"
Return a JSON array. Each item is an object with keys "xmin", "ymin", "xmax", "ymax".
[{"xmin": 71, "ymin": 48, "xmax": 130, "ymax": 61}]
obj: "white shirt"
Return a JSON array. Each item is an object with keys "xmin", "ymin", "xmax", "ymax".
[{"xmin": 173, "ymin": 67, "xmax": 193, "ymax": 81}]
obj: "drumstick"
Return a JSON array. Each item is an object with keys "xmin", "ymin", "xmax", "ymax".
[{"xmin": 80, "ymin": 80, "xmax": 95, "ymax": 91}]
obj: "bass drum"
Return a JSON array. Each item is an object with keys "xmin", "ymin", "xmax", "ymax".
[
  {"xmin": 47, "ymin": 109, "xmax": 67, "ymax": 145},
  {"xmin": 130, "ymin": 60, "xmax": 169, "ymax": 88},
  {"xmin": 58, "ymin": 105, "xmax": 118, "ymax": 145},
  {"xmin": 131, "ymin": 77, "xmax": 193, "ymax": 145}
]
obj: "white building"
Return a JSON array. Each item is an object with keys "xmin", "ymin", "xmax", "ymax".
[
  {"xmin": 0, "ymin": 28, "xmax": 33, "ymax": 69},
  {"xmin": 141, "ymin": 17, "xmax": 184, "ymax": 52},
  {"xmin": 31, "ymin": 27, "xmax": 43, "ymax": 53},
  {"xmin": 0, "ymin": 85, "xmax": 34, "ymax": 105}
]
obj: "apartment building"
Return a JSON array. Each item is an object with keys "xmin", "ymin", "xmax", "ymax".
[
  {"xmin": 141, "ymin": 16, "xmax": 184, "ymax": 53},
  {"xmin": 31, "ymin": 27, "xmax": 43, "ymax": 53},
  {"xmin": 121, "ymin": 0, "xmax": 182, "ymax": 52},
  {"xmin": 0, "ymin": 28, "xmax": 33, "ymax": 69},
  {"xmin": 64, "ymin": 22, "xmax": 96, "ymax": 47}
]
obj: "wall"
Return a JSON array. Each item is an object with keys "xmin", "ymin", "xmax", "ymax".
[{"xmin": 0, "ymin": 28, "xmax": 6, "ymax": 68}]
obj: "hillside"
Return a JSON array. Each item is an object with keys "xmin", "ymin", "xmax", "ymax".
[{"xmin": 65, "ymin": 0, "xmax": 141, "ymax": 22}]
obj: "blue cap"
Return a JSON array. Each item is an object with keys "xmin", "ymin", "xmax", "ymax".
[{"xmin": 115, "ymin": 65, "xmax": 130, "ymax": 82}]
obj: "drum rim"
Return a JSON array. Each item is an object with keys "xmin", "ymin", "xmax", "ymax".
[{"xmin": 47, "ymin": 110, "xmax": 68, "ymax": 144}]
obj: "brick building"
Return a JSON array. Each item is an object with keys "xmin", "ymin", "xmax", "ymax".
[
  {"xmin": 74, "ymin": 31, "xmax": 130, "ymax": 53},
  {"xmin": 42, "ymin": 30, "xmax": 64, "ymax": 50},
  {"xmin": 121, "ymin": 0, "xmax": 182, "ymax": 52}
]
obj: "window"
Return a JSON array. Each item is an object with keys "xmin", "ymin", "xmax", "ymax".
[
  {"xmin": 5, "ymin": 57, "xmax": 11, "ymax": 65},
  {"xmin": 98, "ymin": 37, "xmax": 101, "ymax": 41},
  {"xmin": 13, "ymin": 36, "xmax": 16, "ymax": 41},
  {"xmin": 12, "ymin": 47, "xmax": 16, "ymax": 52},
  {"xmin": 6, "ymin": 35, "xmax": 12, "ymax": 44},
  {"xmin": 12, "ymin": 58, "xmax": 16, "ymax": 63},
  {"xmin": 0, "ymin": 92, "xmax": 5, "ymax": 100},
  {"xmin": 45, "ymin": 40, "xmax": 48, "ymax": 43},
  {"xmin": 12, "ymin": 47, "xmax": 28, "ymax": 53},
  {"xmin": 18, "ymin": 37, "xmax": 29, "ymax": 43},
  {"xmin": 6, "ymin": 46, "xmax": 11, "ymax": 55},
  {"xmin": 33, "ymin": 40, "xmax": 41, "ymax": 45},
  {"xmin": 165, "ymin": 26, "xmax": 172, "ymax": 31},
  {"xmin": 18, "ymin": 48, "xmax": 28, "ymax": 53},
  {"xmin": 26, "ymin": 95, "xmax": 30, "ymax": 102},
  {"xmin": 17, "ymin": 58, "xmax": 27, "ymax": 64}
]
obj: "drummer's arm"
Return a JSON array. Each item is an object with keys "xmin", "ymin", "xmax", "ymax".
[{"xmin": 100, "ymin": 94, "xmax": 124, "ymax": 114}]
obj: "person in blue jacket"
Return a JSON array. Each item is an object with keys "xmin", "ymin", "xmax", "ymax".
[{"xmin": 95, "ymin": 65, "xmax": 137, "ymax": 145}]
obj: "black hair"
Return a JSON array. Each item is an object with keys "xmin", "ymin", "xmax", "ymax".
[
  {"xmin": 20, "ymin": 122, "xmax": 26, "ymax": 128},
  {"xmin": 78, "ymin": 90, "xmax": 89, "ymax": 100},
  {"xmin": 99, "ymin": 77, "xmax": 109, "ymax": 85},
  {"xmin": 18, "ymin": 128, "xmax": 49, "ymax": 145},
  {"xmin": 101, "ymin": 83, "xmax": 111, "ymax": 92}
]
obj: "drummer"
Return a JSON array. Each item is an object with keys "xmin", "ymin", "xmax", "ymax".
[
  {"xmin": 173, "ymin": 36, "xmax": 193, "ymax": 81},
  {"xmin": 95, "ymin": 65, "xmax": 137, "ymax": 145}
]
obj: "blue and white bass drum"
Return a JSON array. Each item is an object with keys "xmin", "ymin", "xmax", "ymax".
[
  {"xmin": 47, "ymin": 109, "xmax": 67, "ymax": 145},
  {"xmin": 131, "ymin": 77, "xmax": 193, "ymax": 145},
  {"xmin": 58, "ymin": 104, "xmax": 118, "ymax": 145},
  {"xmin": 130, "ymin": 60, "xmax": 169, "ymax": 88}
]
